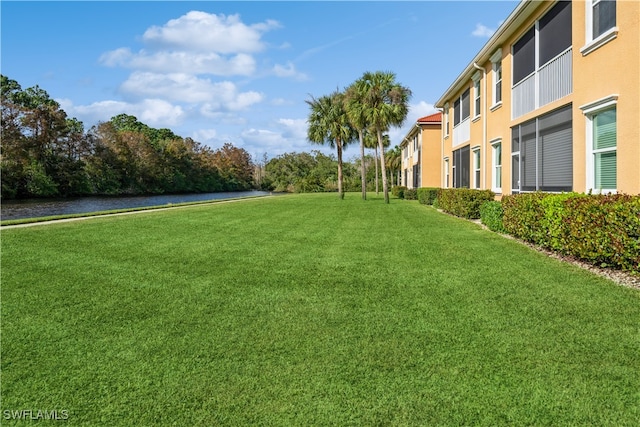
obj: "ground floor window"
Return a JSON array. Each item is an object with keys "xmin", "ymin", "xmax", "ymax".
[
  {"xmin": 444, "ymin": 158, "xmax": 450, "ymax": 188},
  {"xmin": 511, "ymin": 104, "xmax": 573, "ymax": 192},
  {"xmin": 472, "ymin": 148, "xmax": 481, "ymax": 189},
  {"xmin": 491, "ymin": 140, "xmax": 502, "ymax": 193},
  {"xmin": 584, "ymin": 104, "xmax": 617, "ymax": 193}
]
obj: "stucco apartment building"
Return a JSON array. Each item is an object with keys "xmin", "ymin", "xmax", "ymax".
[
  {"xmin": 431, "ymin": 0, "xmax": 639, "ymax": 196},
  {"xmin": 400, "ymin": 112, "xmax": 442, "ymax": 189}
]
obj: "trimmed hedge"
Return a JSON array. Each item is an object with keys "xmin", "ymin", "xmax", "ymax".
[
  {"xmin": 502, "ymin": 192, "xmax": 640, "ymax": 273},
  {"xmin": 392, "ymin": 186, "xmax": 407, "ymax": 199},
  {"xmin": 480, "ymin": 201, "xmax": 505, "ymax": 233},
  {"xmin": 437, "ymin": 188, "xmax": 496, "ymax": 219},
  {"xmin": 417, "ymin": 187, "xmax": 439, "ymax": 205},
  {"xmin": 404, "ymin": 188, "xmax": 417, "ymax": 200}
]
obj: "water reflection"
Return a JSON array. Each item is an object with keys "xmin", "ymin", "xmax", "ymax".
[{"xmin": 1, "ymin": 191, "xmax": 271, "ymax": 220}]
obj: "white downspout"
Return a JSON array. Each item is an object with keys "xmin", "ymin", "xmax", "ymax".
[{"xmin": 473, "ymin": 62, "xmax": 487, "ymax": 190}]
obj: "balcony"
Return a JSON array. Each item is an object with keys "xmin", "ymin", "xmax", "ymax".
[
  {"xmin": 453, "ymin": 118, "xmax": 470, "ymax": 147},
  {"xmin": 512, "ymin": 48, "xmax": 572, "ymax": 119}
]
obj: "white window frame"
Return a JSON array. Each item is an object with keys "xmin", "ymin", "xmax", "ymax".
[
  {"xmin": 491, "ymin": 138, "xmax": 502, "ymax": 193},
  {"xmin": 490, "ymin": 49, "xmax": 503, "ymax": 109},
  {"xmin": 444, "ymin": 103, "xmax": 450, "ymax": 138},
  {"xmin": 472, "ymin": 71, "xmax": 482, "ymax": 120},
  {"xmin": 581, "ymin": 0, "xmax": 618, "ymax": 56},
  {"xmin": 443, "ymin": 158, "xmax": 450, "ymax": 188},
  {"xmin": 580, "ymin": 95, "xmax": 618, "ymax": 194},
  {"xmin": 472, "ymin": 146, "xmax": 481, "ymax": 189}
]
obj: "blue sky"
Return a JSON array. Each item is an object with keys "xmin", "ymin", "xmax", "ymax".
[{"xmin": 1, "ymin": 1, "xmax": 518, "ymax": 160}]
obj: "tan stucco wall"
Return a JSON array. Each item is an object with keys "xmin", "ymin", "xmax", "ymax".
[
  {"xmin": 438, "ymin": 0, "xmax": 639, "ymax": 195},
  {"xmin": 573, "ymin": 0, "xmax": 640, "ymax": 194},
  {"xmin": 421, "ymin": 124, "xmax": 442, "ymax": 188}
]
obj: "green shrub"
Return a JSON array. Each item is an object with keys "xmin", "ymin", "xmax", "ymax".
[
  {"xmin": 404, "ymin": 188, "xmax": 417, "ymax": 200},
  {"xmin": 437, "ymin": 188, "xmax": 496, "ymax": 219},
  {"xmin": 392, "ymin": 186, "xmax": 407, "ymax": 199},
  {"xmin": 561, "ymin": 194, "xmax": 640, "ymax": 272},
  {"xmin": 501, "ymin": 192, "xmax": 640, "ymax": 273},
  {"xmin": 417, "ymin": 187, "xmax": 439, "ymax": 205},
  {"xmin": 480, "ymin": 201, "xmax": 505, "ymax": 233},
  {"xmin": 501, "ymin": 192, "xmax": 548, "ymax": 242}
]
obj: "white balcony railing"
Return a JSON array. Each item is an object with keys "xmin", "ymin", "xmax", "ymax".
[
  {"xmin": 512, "ymin": 47, "xmax": 572, "ymax": 119},
  {"xmin": 512, "ymin": 73, "xmax": 536, "ymax": 119},
  {"xmin": 539, "ymin": 48, "xmax": 572, "ymax": 107},
  {"xmin": 453, "ymin": 118, "xmax": 471, "ymax": 147}
]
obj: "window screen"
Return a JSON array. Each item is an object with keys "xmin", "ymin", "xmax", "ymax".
[
  {"xmin": 539, "ymin": 1, "xmax": 572, "ymax": 65},
  {"xmin": 511, "ymin": 104, "xmax": 573, "ymax": 192},
  {"xmin": 453, "ymin": 145, "xmax": 470, "ymax": 188},
  {"xmin": 539, "ymin": 105, "xmax": 573, "ymax": 192},
  {"xmin": 461, "ymin": 89, "xmax": 470, "ymax": 121},
  {"xmin": 513, "ymin": 27, "xmax": 535, "ymax": 84}
]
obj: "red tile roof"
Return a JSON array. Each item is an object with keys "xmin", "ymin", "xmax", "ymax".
[{"xmin": 417, "ymin": 112, "xmax": 442, "ymax": 123}]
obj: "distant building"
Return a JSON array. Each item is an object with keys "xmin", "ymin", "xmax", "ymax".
[
  {"xmin": 426, "ymin": 0, "xmax": 638, "ymax": 195},
  {"xmin": 399, "ymin": 112, "xmax": 442, "ymax": 188}
]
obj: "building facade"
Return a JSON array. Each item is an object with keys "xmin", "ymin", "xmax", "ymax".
[
  {"xmin": 433, "ymin": 0, "xmax": 639, "ymax": 196},
  {"xmin": 400, "ymin": 112, "xmax": 442, "ymax": 188}
]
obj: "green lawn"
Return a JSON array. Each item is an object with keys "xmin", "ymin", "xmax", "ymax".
[{"xmin": 1, "ymin": 193, "xmax": 639, "ymax": 426}]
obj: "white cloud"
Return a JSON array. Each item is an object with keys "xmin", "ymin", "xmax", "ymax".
[
  {"xmin": 272, "ymin": 62, "xmax": 308, "ymax": 81},
  {"xmin": 118, "ymin": 72, "xmax": 264, "ymax": 111},
  {"xmin": 408, "ymin": 101, "xmax": 438, "ymax": 123},
  {"xmin": 388, "ymin": 101, "xmax": 438, "ymax": 145},
  {"xmin": 238, "ymin": 117, "xmax": 311, "ymax": 155},
  {"xmin": 58, "ymin": 98, "xmax": 185, "ymax": 128},
  {"xmin": 276, "ymin": 118, "xmax": 307, "ymax": 139},
  {"xmin": 142, "ymin": 11, "xmax": 280, "ymax": 54},
  {"xmin": 192, "ymin": 128, "xmax": 218, "ymax": 142},
  {"xmin": 100, "ymin": 49, "xmax": 256, "ymax": 76},
  {"xmin": 472, "ymin": 23, "xmax": 496, "ymax": 38}
]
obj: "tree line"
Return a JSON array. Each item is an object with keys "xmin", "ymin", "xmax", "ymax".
[
  {"xmin": 1, "ymin": 75, "xmax": 254, "ymax": 199},
  {"xmin": 261, "ymin": 148, "xmax": 402, "ymax": 194},
  {"xmin": 1, "ymin": 74, "xmax": 406, "ymax": 200}
]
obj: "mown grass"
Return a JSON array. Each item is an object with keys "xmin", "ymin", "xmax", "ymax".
[{"xmin": 1, "ymin": 193, "xmax": 639, "ymax": 426}]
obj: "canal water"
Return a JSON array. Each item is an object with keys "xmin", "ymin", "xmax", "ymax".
[{"xmin": 1, "ymin": 191, "xmax": 272, "ymax": 221}]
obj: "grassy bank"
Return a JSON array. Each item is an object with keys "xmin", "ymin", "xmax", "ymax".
[{"xmin": 1, "ymin": 193, "xmax": 638, "ymax": 425}]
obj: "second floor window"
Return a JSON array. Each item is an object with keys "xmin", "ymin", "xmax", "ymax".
[
  {"xmin": 493, "ymin": 61, "xmax": 502, "ymax": 104},
  {"xmin": 593, "ymin": 0, "xmax": 616, "ymax": 39},
  {"xmin": 453, "ymin": 88, "xmax": 470, "ymax": 126},
  {"xmin": 474, "ymin": 79, "xmax": 481, "ymax": 118}
]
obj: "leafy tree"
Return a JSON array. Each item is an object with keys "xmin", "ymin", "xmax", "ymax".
[
  {"xmin": 264, "ymin": 151, "xmax": 343, "ymax": 193},
  {"xmin": 358, "ymin": 71, "xmax": 411, "ymax": 203},
  {"xmin": 306, "ymin": 90, "xmax": 356, "ymax": 199},
  {"xmin": 210, "ymin": 143, "xmax": 255, "ymax": 191}
]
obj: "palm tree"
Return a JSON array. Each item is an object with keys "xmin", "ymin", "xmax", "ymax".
[
  {"xmin": 306, "ymin": 90, "xmax": 355, "ymax": 199},
  {"xmin": 363, "ymin": 129, "xmax": 379, "ymax": 194},
  {"xmin": 359, "ymin": 71, "xmax": 412, "ymax": 203},
  {"xmin": 364, "ymin": 129, "xmax": 389, "ymax": 194},
  {"xmin": 385, "ymin": 145, "xmax": 402, "ymax": 187},
  {"xmin": 344, "ymin": 79, "xmax": 369, "ymax": 200}
]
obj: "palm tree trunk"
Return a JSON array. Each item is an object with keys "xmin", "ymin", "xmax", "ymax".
[
  {"xmin": 359, "ymin": 130, "xmax": 366, "ymax": 200},
  {"xmin": 377, "ymin": 128, "xmax": 389, "ymax": 204},
  {"xmin": 337, "ymin": 138, "xmax": 344, "ymax": 199},
  {"xmin": 374, "ymin": 146, "xmax": 379, "ymax": 194}
]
